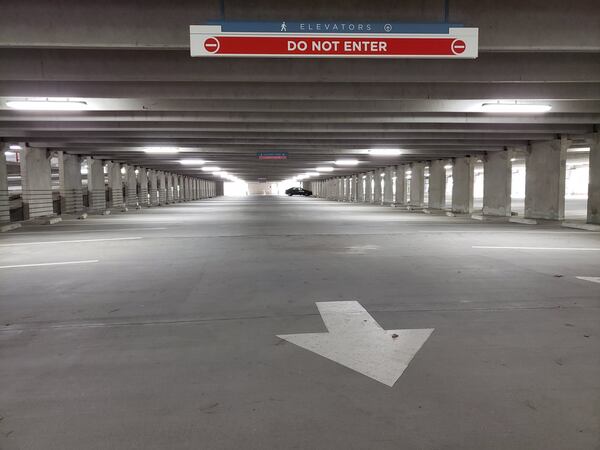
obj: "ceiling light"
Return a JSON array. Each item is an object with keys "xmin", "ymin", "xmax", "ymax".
[
  {"xmin": 202, "ymin": 166, "xmax": 220, "ymax": 171},
  {"xmin": 335, "ymin": 159, "xmax": 360, "ymax": 166},
  {"xmin": 480, "ymin": 102, "xmax": 552, "ymax": 113},
  {"xmin": 316, "ymin": 166, "xmax": 334, "ymax": 172},
  {"xmin": 444, "ymin": 164, "xmax": 453, "ymax": 169},
  {"xmin": 144, "ymin": 147, "xmax": 180, "ymax": 154},
  {"xmin": 405, "ymin": 170, "xmax": 412, "ymax": 175},
  {"xmin": 9, "ymin": 144, "xmax": 22, "ymax": 150},
  {"xmin": 567, "ymin": 147, "xmax": 590, "ymax": 153},
  {"xmin": 179, "ymin": 159, "xmax": 205, "ymax": 165},
  {"xmin": 4, "ymin": 151, "xmax": 15, "ymax": 157},
  {"xmin": 510, "ymin": 158, "xmax": 518, "ymax": 162},
  {"xmin": 6, "ymin": 98, "xmax": 88, "ymax": 111},
  {"xmin": 368, "ymin": 148, "xmax": 402, "ymax": 156}
]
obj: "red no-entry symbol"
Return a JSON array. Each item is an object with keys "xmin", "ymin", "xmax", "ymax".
[
  {"xmin": 204, "ymin": 37, "xmax": 220, "ymax": 53},
  {"xmin": 451, "ymin": 39, "xmax": 466, "ymax": 55}
]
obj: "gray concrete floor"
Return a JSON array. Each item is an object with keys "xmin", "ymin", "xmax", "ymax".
[{"xmin": 1, "ymin": 196, "xmax": 599, "ymax": 450}]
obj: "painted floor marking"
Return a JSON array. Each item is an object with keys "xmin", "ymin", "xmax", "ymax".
[
  {"xmin": 277, "ymin": 301, "xmax": 434, "ymax": 387},
  {"xmin": 472, "ymin": 246, "xmax": 600, "ymax": 251},
  {"xmin": 576, "ymin": 276, "xmax": 600, "ymax": 284},
  {"xmin": 0, "ymin": 260, "xmax": 99, "ymax": 269},
  {"xmin": 10, "ymin": 227, "xmax": 166, "ymax": 235},
  {"xmin": 0, "ymin": 237, "xmax": 143, "ymax": 247}
]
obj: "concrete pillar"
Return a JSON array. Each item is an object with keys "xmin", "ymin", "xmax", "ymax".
[
  {"xmin": 383, "ymin": 167, "xmax": 394, "ymax": 204},
  {"xmin": 107, "ymin": 162, "xmax": 123, "ymax": 208},
  {"xmin": 428, "ymin": 160, "xmax": 446, "ymax": 210},
  {"xmin": 21, "ymin": 147, "xmax": 54, "ymax": 218},
  {"xmin": 337, "ymin": 178, "xmax": 343, "ymax": 201},
  {"xmin": 374, "ymin": 169, "xmax": 383, "ymax": 204},
  {"xmin": 138, "ymin": 168, "xmax": 149, "ymax": 206},
  {"xmin": 410, "ymin": 162, "xmax": 425, "ymax": 207},
  {"xmin": 483, "ymin": 151, "xmax": 512, "ymax": 217},
  {"xmin": 176, "ymin": 175, "xmax": 183, "ymax": 201},
  {"xmin": 350, "ymin": 175, "xmax": 358, "ymax": 202},
  {"xmin": 525, "ymin": 139, "xmax": 567, "ymax": 220},
  {"xmin": 164, "ymin": 172, "xmax": 172, "ymax": 203},
  {"xmin": 86, "ymin": 158, "xmax": 106, "ymax": 212},
  {"xmin": 588, "ymin": 134, "xmax": 600, "ymax": 224},
  {"xmin": 365, "ymin": 172, "xmax": 373, "ymax": 202},
  {"xmin": 149, "ymin": 170, "xmax": 159, "ymax": 206},
  {"xmin": 124, "ymin": 165, "xmax": 138, "ymax": 207},
  {"xmin": 344, "ymin": 177, "xmax": 351, "ymax": 201},
  {"xmin": 395, "ymin": 165, "xmax": 406, "ymax": 204},
  {"xmin": 200, "ymin": 179, "xmax": 206, "ymax": 198},
  {"xmin": 186, "ymin": 177, "xmax": 192, "ymax": 200},
  {"xmin": 451, "ymin": 157, "xmax": 475, "ymax": 214},
  {"xmin": 0, "ymin": 146, "xmax": 9, "ymax": 224},
  {"xmin": 57, "ymin": 152, "xmax": 83, "ymax": 215}
]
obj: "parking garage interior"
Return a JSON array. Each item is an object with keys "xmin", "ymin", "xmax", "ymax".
[{"xmin": 0, "ymin": 1, "xmax": 599, "ymax": 449}]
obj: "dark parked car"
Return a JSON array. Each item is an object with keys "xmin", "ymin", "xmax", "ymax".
[{"xmin": 285, "ymin": 187, "xmax": 312, "ymax": 196}]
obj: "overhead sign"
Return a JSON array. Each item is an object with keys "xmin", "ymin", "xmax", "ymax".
[
  {"xmin": 277, "ymin": 301, "xmax": 434, "ymax": 386},
  {"xmin": 257, "ymin": 152, "xmax": 288, "ymax": 160},
  {"xmin": 190, "ymin": 22, "xmax": 478, "ymax": 59}
]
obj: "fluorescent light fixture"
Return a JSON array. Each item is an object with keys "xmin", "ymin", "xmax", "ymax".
[
  {"xmin": 7, "ymin": 98, "xmax": 88, "ymax": 110},
  {"xmin": 335, "ymin": 158, "xmax": 360, "ymax": 166},
  {"xmin": 9, "ymin": 144, "xmax": 22, "ymax": 150},
  {"xmin": 179, "ymin": 159, "xmax": 205, "ymax": 165},
  {"xmin": 510, "ymin": 158, "xmax": 518, "ymax": 162},
  {"xmin": 304, "ymin": 171, "xmax": 320, "ymax": 177},
  {"xmin": 444, "ymin": 164, "xmax": 453, "ymax": 169},
  {"xmin": 4, "ymin": 151, "xmax": 15, "ymax": 157},
  {"xmin": 369, "ymin": 148, "xmax": 402, "ymax": 156},
  {"xmin": 480, "ymin": 102, "xmax": 552, "ymax": 113},
  {"xmin": 405, "ymin": 170, "xmax": 412, "ymax": 175},
  {"xmin": 202, "ymin": 166, "xmax": 220, "ymax": 172},
  {"xmin": 144, "ymin": 147, "xmax": 180, "ymax": 154},
  {"xmin": 315, "ymin": 166, "xmax": 334, "ymax": 172},
  {"xmin": 567, "ymin": 147, "xmax": 590, "ymax": 153}
]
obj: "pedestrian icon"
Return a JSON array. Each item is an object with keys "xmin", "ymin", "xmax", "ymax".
[{"xmin": 281, "ymin": 21, "xmax": 287, "ymax": 32}]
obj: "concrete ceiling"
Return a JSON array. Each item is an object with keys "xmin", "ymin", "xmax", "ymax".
[{"xmin": 0, "ymin": 0, "xmax": 598, "ymax": 181}]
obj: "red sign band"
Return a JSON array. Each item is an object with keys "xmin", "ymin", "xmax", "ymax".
[{"xmin": 201, "ymin": 36, "xmax": 467, "ymax": 56}]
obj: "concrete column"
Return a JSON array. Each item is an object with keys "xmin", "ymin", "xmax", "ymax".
[
  {"xmin": 0, "ymin": 146, "xmax": 9, "ymax": 224},
  {"xmin": 410, "ymin": 162, "xmax": 425, "ymax": 207},
  {"xmin": 365, "ymin": 172, "xmax": 373, "ymax": 202},
  {"xmin": 525, "ymin": 139, "xmax": 567, "ymax": 220},
  {"xmin": 177, "ymin": 176, "xmax": 183, "ymax": 201},
  {"xmin": 107, "ymin": 162, "xmax": 123, "ymax": 208},
  {"xmin": 164, "ymin": 172, "xmax": 172, "ymax": 203},
  {"xmin": 57, "ymin": 152, "xmax": 83, "ymax": 215},
  {"xmin": 200, "ymin": 179, "xmax": 206, "ymax": 198},
  {"xmin": 483, "ymin": 151, "xmax": 512, "ymax": 217},
  {"xmin": 395, "ymin": 165, "xmax": 406, "ymax": 204},
  {"xmin": 428, "ymin": 160, "xmax": 446, "ymax": 210},
  {"xmin": 588, "ymin": 133, "xmax": 600, "ymax": 224},
  {"xmin": 451, "ymin": 157, "xmax": 475, "ymax": 214},
  {"xmin": 124, "ymin": 165, "xmax": 138, "ymax": 207},
  {"xmin": 337, "ymin": 178, "xmax": 343, "ymax": 201},
  {"xmin": 149, "ymin": 170, "xmax": 158, "ymax": 206},
  {"xmin": 21, "ymin": 148, "xmax": 54, "ymax": 218},
  {"xmin": 138, "ymin": 168, "xmax": 149, "ymax": 206},
  {"xmin": 351, "ymin": 175, "xmax": 358, "ymax": 202},
  {"xmin": 344, "ymin": 177, "xmax": 351, "ymax": 201},
  {"xmin": 86, "ymin": 158, "xmax": 106, "ymax": 212},
  {"xmin": 373, "ymin": 169, "xmax": 383, "ymax": 204},
  {"xmin": 383, "ymin": 167, "xmax": 394, "ymax": 204}
]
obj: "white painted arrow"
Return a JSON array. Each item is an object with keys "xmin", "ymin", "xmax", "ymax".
[
  {"xmin": 576, "ymin": 276, "xmax": 600, "ymax": 284},
  {"xmin": 277, "ymin": 301, "xmax": 434, "ymax": 387}
]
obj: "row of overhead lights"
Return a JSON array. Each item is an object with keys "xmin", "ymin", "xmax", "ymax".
[
  {"xmin": 289, "ymin": 149, "xmax": 405, "ymax": 182},
  {"xmin": 144, "ymin": 149, "xmax": 244, "ymax": 183}
]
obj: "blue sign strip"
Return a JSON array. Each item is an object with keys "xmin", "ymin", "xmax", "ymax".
[{"xmin": 206, "ymin": 21, "xmax": 463, "ymax": 34}]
